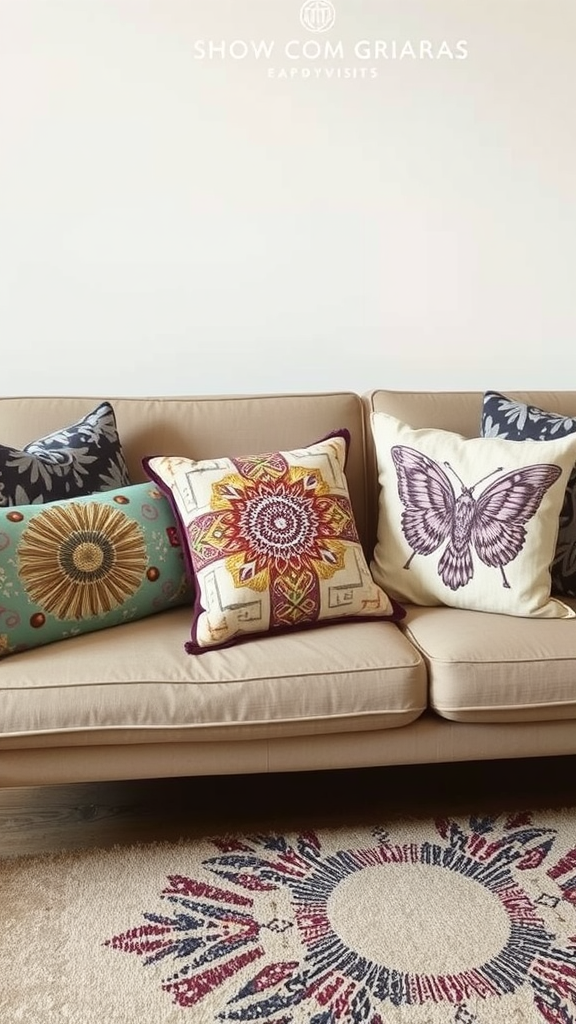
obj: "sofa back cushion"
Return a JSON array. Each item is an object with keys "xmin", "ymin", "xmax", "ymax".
[{"xmin": 0, "ymin": 392, "xmax": 372, "ymax": 554}]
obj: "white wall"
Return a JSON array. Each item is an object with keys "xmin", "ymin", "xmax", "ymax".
[{"xmin": 1, "ymin": 0, "xmax": 575, "ymax": 397}]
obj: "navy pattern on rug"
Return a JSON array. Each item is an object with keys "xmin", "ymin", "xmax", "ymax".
[{"xmin": 104, "ymin": 812, "xmax": 576, "ymax": 1023}]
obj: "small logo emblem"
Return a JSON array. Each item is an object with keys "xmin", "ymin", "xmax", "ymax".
[{"xmin": 299, "ymin": 0, "xmax": 336, "ymax": 33}]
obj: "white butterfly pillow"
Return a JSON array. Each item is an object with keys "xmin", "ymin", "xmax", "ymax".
[{"xmin": 370, "ymin": 413, "xmax": 576, "ymax": 618}]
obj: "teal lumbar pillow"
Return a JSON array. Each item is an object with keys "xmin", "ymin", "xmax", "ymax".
[{"xmin": 0, "ymin": 482, "xmax": 191, "ymax": 659}]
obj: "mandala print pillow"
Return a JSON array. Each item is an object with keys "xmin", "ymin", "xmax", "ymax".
[
  {"xmin": 0, "ymin": 402, "xmax": 131, "ymax": 506},
  {"xmin": 144, "ymin": 431, "xmax": 403, "ymax": 654},
  {"xmin": 370, "ymin": 412, "xmax": 576, "ymax": 618},
  {"xmin": 481, "ymin": 390, "xmax": 576, "ymax": 597},
  {"xmin": 0, "ymin": 482, "xmax": 191, "ymax": 659}
]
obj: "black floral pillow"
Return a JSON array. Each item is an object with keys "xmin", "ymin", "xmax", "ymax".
[
  {"xmin": 481, "ymin": 390, "xmax": 576, "ymax": 597},
  {"xmin": 0, "ymin": 402, "xmax": 131, "ymax": 506}
]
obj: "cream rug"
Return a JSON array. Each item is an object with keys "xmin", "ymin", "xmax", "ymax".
[{"xmin": 2, "ymin": 808, "xmax": 576, "ymax": 1023}]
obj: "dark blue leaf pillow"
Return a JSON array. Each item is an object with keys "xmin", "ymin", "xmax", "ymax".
[
  {"xmin": 0, "ymin": 402, "xmax": 131, "ymax": 507},
  {"xmin": 481, "ymin": 390, "xmax": 576, "ymax": 596}
]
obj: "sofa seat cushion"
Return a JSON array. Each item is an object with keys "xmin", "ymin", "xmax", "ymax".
[
  {"xmin": 0, "ymin": 610, "xmax": 426, "ymax": 748},
  {"xmin": 402, "ymin": 603, "xmax": 576, "ymax": 723}
]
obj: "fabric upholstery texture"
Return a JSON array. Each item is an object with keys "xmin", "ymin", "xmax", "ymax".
[
  {"xmin": 0, "ymin": 610, "xmax": 426, "ymax": 743},
  {"xmin": 401, "ymin": 603, "xmax": 576, "ymax": 723},
  {"xmin": 370, "ymin": 412, "xmax": 576, "ymax": 618},
  {"xmin": 3, "ymin": 390, "xmax": 576, "ymax": 788},
  {"xmin": 0, "ymin": 401, "xmax": 131, "ymax": 506},
  {"xmin": 481, "ymin": 389, "xmax": 576, "ymax": 597},
  {"xmin": 4, "ymin": 716, "xmax": 576, "ymax": 786},
  {"xmin": 145, "ymin": 432, "xmax": 403, "ymax": 653},
  {"xmin": 0, "ymin": 482, "xmax": 191, "ymax": 659}
]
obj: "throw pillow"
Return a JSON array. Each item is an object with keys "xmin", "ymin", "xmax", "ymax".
[
  {"xmin": 143, "ymin": 431, "xmax": 404, "ymax": 654},
  {"xmin": 0, "ymin": 482, "xmax": 191, "ymax": 660},
  {"xmin": 370, "ymin": 412, "xmax": 576, "ymax": 618},
  {"xmin": 0, "ymin": 402, "xmax": 131, "ymax": 506},
  {"xmin": 481, "ymin": 390, "xmax": 576, "ymax": 597}
]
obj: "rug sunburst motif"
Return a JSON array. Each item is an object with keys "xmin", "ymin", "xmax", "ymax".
[{"xmin": 104, "ymin": 813, "xmax": 576, "ymax": 1023}]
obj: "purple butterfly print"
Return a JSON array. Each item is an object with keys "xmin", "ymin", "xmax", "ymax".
[{"xmin": 390, "ymin": 445, "xmax": 562, "ymax": 591}]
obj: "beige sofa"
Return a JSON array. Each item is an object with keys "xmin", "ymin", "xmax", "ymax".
[{"xmin": 1, "ymin": 390, "xmax": 576, "ymax": 789}]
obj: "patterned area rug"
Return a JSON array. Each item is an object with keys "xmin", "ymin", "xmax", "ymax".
[{"xmin": 2, "ymin": 809, "xmax": 576, "ymax": 1023}]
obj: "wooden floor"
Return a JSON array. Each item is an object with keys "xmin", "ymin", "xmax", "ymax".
[{"xmin": 1, "ymin": 755, "xmax": 575, "ymax": 859}]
